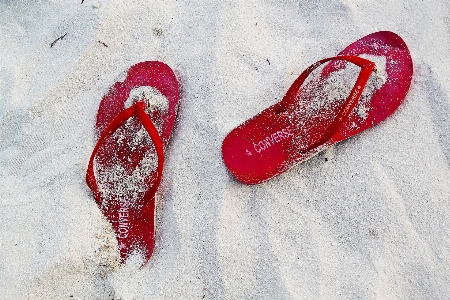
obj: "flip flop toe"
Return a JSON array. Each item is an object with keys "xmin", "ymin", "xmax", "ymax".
[
  {"xmin": 222, "ymin": 31, "xmax": 413, "ymax": 185},
  {"xmin": 86, "ymin": 61, "xmax": 180, "ymax": 265}
]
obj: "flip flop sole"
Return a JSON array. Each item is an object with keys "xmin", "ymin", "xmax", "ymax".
[
  {"xmin": 222, "ymin": 31, "xmax": 413, "ymax": 185},
  {"xmin": 88, "ymin": 61, "xmax": 180, "ymax": 265}
]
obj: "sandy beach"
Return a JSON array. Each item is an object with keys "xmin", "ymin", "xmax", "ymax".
[{"xmin": 1, "ymin": 0, "xmax": 449, "ymax": 299}]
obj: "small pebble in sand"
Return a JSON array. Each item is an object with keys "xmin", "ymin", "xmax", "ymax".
[
  {"xmin": 93, "ymin": 1, "xmax": 100, "ymax": 8},
  {"xmin": 369, "ymin": 228, "xmax": 379, "ymax": 237}
]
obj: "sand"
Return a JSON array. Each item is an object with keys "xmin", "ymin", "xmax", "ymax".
[{"xmin": 1, "ymin": 0, "xmax": 449, "ymax": 299}]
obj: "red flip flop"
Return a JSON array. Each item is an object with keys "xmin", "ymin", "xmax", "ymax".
[
  {"xmin": 222, "ymin": 31, "xmax": 413, "ymax": 185},
  {"xmin": 86, "ymin": 61, "xmax": 180, "ymax": 265}
]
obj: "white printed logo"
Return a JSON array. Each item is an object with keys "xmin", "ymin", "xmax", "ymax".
[
  {"xmin": 253, "ymin": 126, "xmax": 294, "ymax": 153},
  {"xmin": 117, "ymin": 199, "xmax": 130, "ymax": 239}
]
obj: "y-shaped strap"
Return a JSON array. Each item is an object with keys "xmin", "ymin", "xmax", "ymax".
[
  {"xmin": 283, "ymin": 55, "xmax": 375, "ymax": 153},
  {"xmin": 86, "ymin": 101, "xmax": 164, "ymax": 205}
]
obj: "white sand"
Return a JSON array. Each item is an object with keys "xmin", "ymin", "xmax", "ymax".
[{"xmin": 1, "ymin": 0, "xmax": 450, "ymax": 299}]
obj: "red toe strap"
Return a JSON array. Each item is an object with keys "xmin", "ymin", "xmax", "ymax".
[
  {"xmin": 86, "ymin": 102, "xmax": 164, "ymax": 206},
  {"xmin": 283, "ymin": 55, "xmax": 375, "ymax": 153}
]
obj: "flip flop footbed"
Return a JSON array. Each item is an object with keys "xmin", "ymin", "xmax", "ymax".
[
  {"xmin": 88, "ymin": 61, "xmax": 179, "ymax": 264},
  {"xmin": 222, "ymin": 31, "xmax": 413, "ymax": 185}
]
